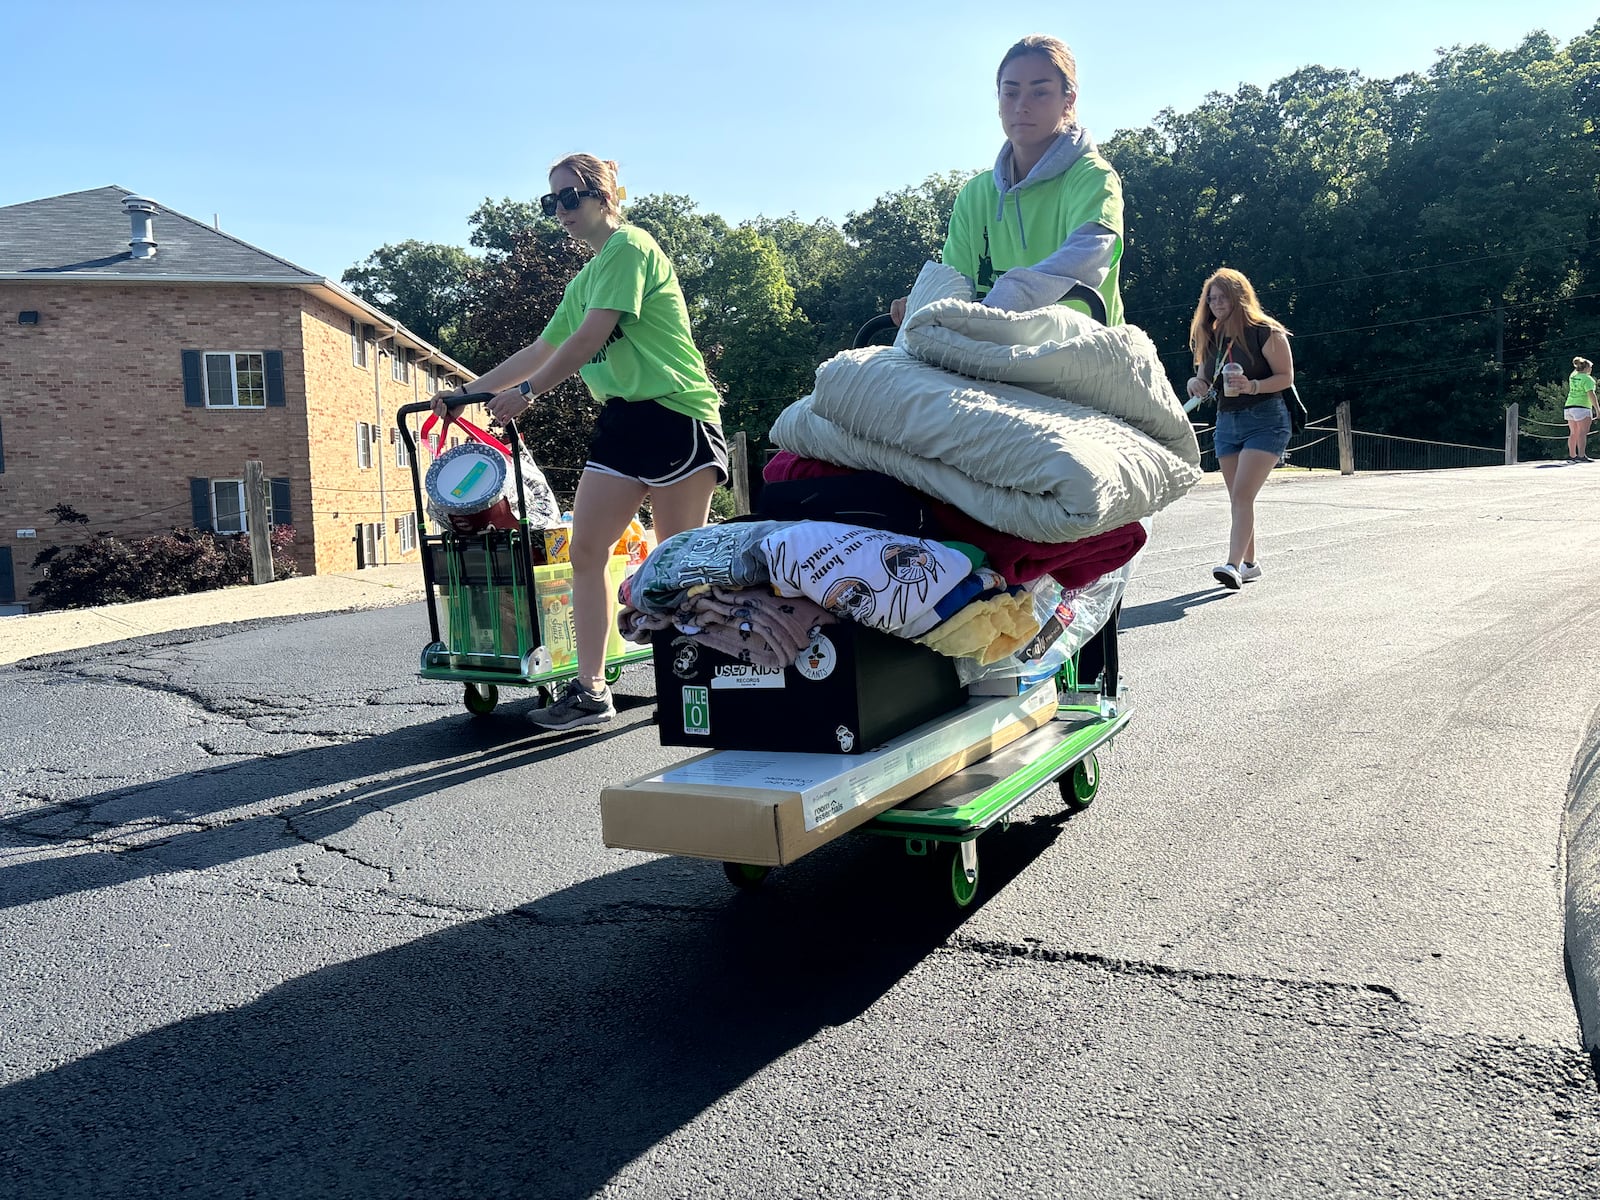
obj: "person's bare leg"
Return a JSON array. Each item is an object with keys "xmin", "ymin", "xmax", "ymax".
[
  {"xmin": 1570, "ymin": 420, "xmax": 1581, "ymax": 459},
  {"xmin": 647, "ymin": 467, "xmax": 720, "ymax": 540},
  {"xmin": 1227, "ymin": 449, "xmax": 1280, "ymax": 567},
  {"xmin": 1217, "ymin": 453, "xmax": 1241, "ymax": 564},
  {"xmin": 569, "ymin": 470, "xmax": 647, "ymax": 692}
]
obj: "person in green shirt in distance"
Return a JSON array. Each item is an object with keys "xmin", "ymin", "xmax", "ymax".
[
  {"xmin": 434, "ymin": 154, "xmax": 726, "ymax": 732},
  {"xmin": 891, "ymin": 33, "xmax": 1125, "ymax": 328},
  {"xmin": 1565, "ymin": 356, "xmax": 1595, "ymax": 463}
]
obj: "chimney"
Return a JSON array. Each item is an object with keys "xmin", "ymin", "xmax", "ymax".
[{"xmin": 122, "ymin": 195, "xmax": 158, "ymax": 259}]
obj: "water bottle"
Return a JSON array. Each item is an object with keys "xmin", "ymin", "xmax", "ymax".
[{"xmin": 1222, "ymin": 362, "xmax": 1244, "ymax": 397}]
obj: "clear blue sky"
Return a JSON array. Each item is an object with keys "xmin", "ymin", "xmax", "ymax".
[{"xmin": 4, "ymin": 1, "xmax": 1595, "ymax": 281}]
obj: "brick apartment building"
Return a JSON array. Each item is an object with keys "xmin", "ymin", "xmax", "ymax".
[{"xmin": 0, "ymin": 186, "xmax": 475, "ymax": 609}]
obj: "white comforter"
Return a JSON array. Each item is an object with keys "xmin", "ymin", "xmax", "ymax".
[{"xmin": 770, "ymin": 264, "xmax": 1201, "ymax": 543}]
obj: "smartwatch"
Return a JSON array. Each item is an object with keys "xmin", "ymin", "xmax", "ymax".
[{"xmin": 518, "ymin": 380, "xmax": 533, "ymax": 398}]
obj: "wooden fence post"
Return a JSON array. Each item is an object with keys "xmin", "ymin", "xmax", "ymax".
[
  {"xmin": 1336, "ymin": 402, "xmax": 1355, "ymax": 476},
  {"xmin": 730, "ymin": 431, "xmax": 751, "ymax": 515},
  {"xmin": 1504, "ymin": 403, "xmax": 1519, "ymax": 465},
  {"xmin": 244, "ymin": 460, "xmax": 275, "ymax": 585}
]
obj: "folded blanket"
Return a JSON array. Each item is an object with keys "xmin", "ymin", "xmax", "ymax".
[
  {"xmin": 771, "ymin": 353, "xmax": 1196, "ymax": 542},
  {"xmin": 896, "ymin": 265, "xmax": 1198, "ymax": 467},
  {"xmin": 760, "ymin": 521, "xmax": 975, "ymax": 639},
  {"xmin": 629, "ymin": 519, "xmax": 795, "ymax": 615},
  {"xmin": 913, "ymin": 588, "xmax": 1041, "ymax": 665},
  {"xmin": 764, "ymin": 451, "xmax": 1147, "ymax": 589},
  {"xmin": 617, "ymin": 585, "xmax": 835, "ymax": 669}
]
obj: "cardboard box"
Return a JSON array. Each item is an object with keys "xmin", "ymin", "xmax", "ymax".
[
  {"xmin": 654, "ymin": 622, "xmax": 966, "ymax": 754},
  {"xmin": 969, "ymin": 662, "xmax": 1058, "ymax": 696},
  {"xmin": 601, "ymin": 679, "xmax": 1058, "ymax": 866}
]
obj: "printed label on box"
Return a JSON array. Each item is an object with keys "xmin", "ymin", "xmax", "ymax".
[
  {"xmin": 710, "ymin": 664, "xmax": 786, "ymax": 690},
  {"xmin": 793, "ymin": 633, "xmax": 836, "ymax": 681},
  {"xmin": 682, "ymin": 686, "xmax": 711, "ymax": 736}
]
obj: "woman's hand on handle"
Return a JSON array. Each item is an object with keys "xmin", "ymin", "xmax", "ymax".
[
  {"xmin": 1187, "ymin": 376, "xmax": 1208, "ymax": 399},
  {"xmin": 487, "ymin": 387, "xmax": 533, "ymax": 425},
  {"xmin": 430, "ymin": 387, "xmax": 468, "ymax": 421}
]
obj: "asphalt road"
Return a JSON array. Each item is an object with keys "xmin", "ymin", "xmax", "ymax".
[{"xmin": 3, "ymin": 464, "xmax": 1599, "ymax": 1199}]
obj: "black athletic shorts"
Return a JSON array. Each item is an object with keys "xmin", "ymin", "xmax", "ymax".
[{"xmin": 586, "ymin": 397, "xmax": 729, "ymax": 488}]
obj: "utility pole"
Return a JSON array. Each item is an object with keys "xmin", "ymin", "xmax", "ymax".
[{"xmin": 244, "ymin": 460, "xmax": 274, "ymax": 584}]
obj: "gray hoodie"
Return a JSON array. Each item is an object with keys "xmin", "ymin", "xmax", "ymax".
[{"xmin": 983, "ymin": 126, "xmax": 1121, "ymax": 314}]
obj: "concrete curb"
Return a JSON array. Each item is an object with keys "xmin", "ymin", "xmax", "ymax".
[
  {"xmin": 1564, "ymin": 702, "xmax": 1600, "ymax": 1050},
  {"xmin": 0, "ymin": 565, "xmax": 424, "ymax": 667}
]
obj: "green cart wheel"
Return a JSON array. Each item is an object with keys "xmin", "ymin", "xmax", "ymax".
[
  {"xmin": 950, "ymin": 846, "xmax": 979, "ymax": 908},
  {"xmin": 604, "ymin": 664, "xmax": 623, "ymax": 685},
  {"xmin": 722, "ymin": 862, "xmax": 771, "ymax": 889},
  {"xmin": 535, "ymin": 684, "xmax": 555, "ymax": 708},
  {"xmin": 463, "ymin": 682, "xmax": 499, "ymax": 716},
  {"xmin": 1060, "ymin": 753, "xmax": 1101, "ymax": 812}
]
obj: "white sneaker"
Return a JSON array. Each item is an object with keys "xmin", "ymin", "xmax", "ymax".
[
  {"xmin": 1212, "ymin": 563, "xmax": 1242, "ymax": 590},
  {"xmin": 1239, "ymin": 561, "xmax": 1262, "ymax": 583}
]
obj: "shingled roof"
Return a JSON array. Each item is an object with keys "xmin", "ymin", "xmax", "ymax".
[{"xmin": 0, "ymin": 186, "xmax": 321, "ymax": 281}]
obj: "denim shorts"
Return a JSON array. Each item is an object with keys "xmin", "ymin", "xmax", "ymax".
[{"xmin": 1214, "ymin": 397, "xmax": 1291, "ymax": 459}]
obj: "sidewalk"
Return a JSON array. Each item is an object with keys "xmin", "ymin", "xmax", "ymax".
[{"xmin": 0, "ymin": 564, "xmax": 425, "ymax": 667}]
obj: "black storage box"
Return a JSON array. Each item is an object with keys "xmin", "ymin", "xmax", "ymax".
[{"xmin": 653, "ymin": 622, "xmax": 967, "ymax": 754}]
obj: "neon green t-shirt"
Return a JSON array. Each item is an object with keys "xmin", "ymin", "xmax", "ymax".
[
  {"xmin": 942, "ymin": 151, "xmax": 1124, "ymax": 326},
  {"xmin": 1568, "ymin": 372, "xmax": 1596, "ymax": 409},
  {"xmin": 541, "ymin": 225, "xmax": 721, "ymax": 424}
]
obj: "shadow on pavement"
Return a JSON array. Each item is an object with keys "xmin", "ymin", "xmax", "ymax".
[
  {"xmin": 0, "ymin": 697, "xmax": 655, "ymax": 913},
  {"xmin": 0, "ymin": 810, "xmax": 1076, "ymax": 1199},
  {"xmin": 1120, "ymin": 589, "xmax": 1233, "ymax": 630}
]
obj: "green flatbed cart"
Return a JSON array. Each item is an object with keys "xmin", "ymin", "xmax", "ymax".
[
  {"xmin": 720, "ymin": 610, "xmax": 1129, "ymax": 909},
  {"xmin": 397, "ymin": 398, "xmax": 652, "ymax": 716}
]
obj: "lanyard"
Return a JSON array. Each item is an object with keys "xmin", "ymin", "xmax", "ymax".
[{"xmin": 1214, "ymin": 339, "xmax": 1234, "ymax": 381}]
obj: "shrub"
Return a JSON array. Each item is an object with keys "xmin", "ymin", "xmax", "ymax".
[{"xmin": 30, "ymin": 525, "xmax": 300, "ymax": 610}]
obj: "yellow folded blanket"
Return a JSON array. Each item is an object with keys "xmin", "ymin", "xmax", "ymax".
[{"xmin": 913, "ymin": 590, "xmax": 1042, "ymax": 665}]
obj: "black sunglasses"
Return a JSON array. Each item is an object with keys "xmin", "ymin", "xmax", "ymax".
[{"xmin": 539, "ymin": 186, "xmax": 604, "ymax": 216}]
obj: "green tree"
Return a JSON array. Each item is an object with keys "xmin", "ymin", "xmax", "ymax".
[
  {"xmin": 624, "ymin": 193, "xmax": 729, "ymax": 302},
  {"xmin": 694, "ymin": 225, "xmax": 817, "ymax": 446},
  {"xmin": 341, "ymin": 240, "xmax": 475, "ymax": 360}
]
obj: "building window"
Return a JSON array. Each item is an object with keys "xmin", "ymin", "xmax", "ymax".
[
  {"xmin": 395, "ymin": 429, "xmax": 409, "ymax": 468},
  {"xmin": 357, "ymin": 421, "xmax": 373, "ymax": 469},
  {"xmin": 207, "ymin": 479, "xmax": 277, "ymax": 533},
  {"xmin": 203, "ymin": 352, "xmax": 266, "ymax": 408},
  {"xmin": 391, "ymin": 348, "xmax": 410, "ymax": 384},
  {"xmin": 396, "ymin": 512, "xmax": 418, "ymax": 553},
  {"xmin": 425, "ymin": 367, "xmax": 438, "ymax": 394},
  {"xmin": 361, "ymin": 522, "xmax": 379, "ymax": 567},
  {"xmin": 350, "ymin": 318, "xmax": 367, "ymax": 368}
]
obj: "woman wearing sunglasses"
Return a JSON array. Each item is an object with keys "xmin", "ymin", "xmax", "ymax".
[{"xmin": 433, "ymin": 154, "xmax": 725, "ymax": 732}]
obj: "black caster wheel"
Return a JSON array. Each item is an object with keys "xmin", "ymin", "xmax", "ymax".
[
  {"xmin": 535, "ymin": 684, "xmax": 556, "ymax": 708},
  {"xmin": 1060, "ymin": 753, "xmax": 1101, "ymax": 812},
  {"xmin": 463, "ymin": 682, "xmax": 499, "ymax": 716},
  {"xmin": 722, "ymin": 862, "xmax": 771, "ymax": 889}
]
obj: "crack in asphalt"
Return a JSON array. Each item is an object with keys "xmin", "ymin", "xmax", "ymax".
[{"xmin": 952, "ymin": 933, "xmax": 1410, "ymax": 1027}]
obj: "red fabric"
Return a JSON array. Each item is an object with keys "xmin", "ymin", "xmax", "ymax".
[
  {"xmin": 763, "ymin": 451, "xmax": 1146, "ymax": 589},
  {"xmin": 419, "ymin": 412, "xmax": 510, "ymax": 455}
]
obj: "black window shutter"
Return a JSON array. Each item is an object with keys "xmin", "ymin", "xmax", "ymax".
[
  {"xmin": 182, "ymin": 350, "xmax": 204, "ymax": 407},
  {"xmin": 0, "ymin": 415, "xmax": 6, "ymax": 473},
  {"xmin": 270, "ymin": 478, "xmax": 292, "ymax": 526},
  {"xmin": 265, "ymin": 350, "xmax": 286, "ymax": 406},
  {"xmin": 190, "ymin": 478, "xmax": 212, "ymax": 530},
  {"xmin": 0, "ymin": 547, "xmax": 13, "ymax": 605}
]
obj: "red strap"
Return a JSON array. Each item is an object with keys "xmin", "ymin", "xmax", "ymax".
[{"xmin": 419, "ymin": 411, "xmax": 510, "ymax": 455}]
